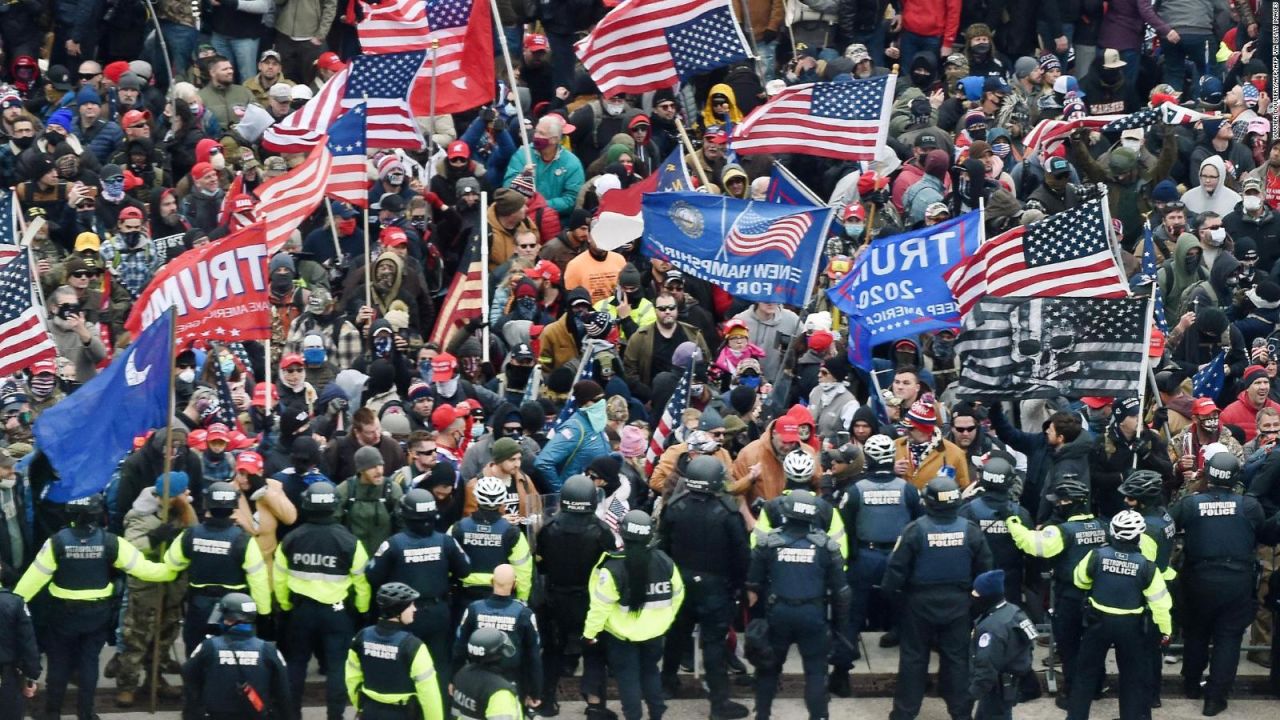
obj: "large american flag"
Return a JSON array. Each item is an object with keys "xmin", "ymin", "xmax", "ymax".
[
  {"xmin": 0, "ymin": 250, "xmax": 57, "ymax": 377},
  {"xmin": 261, "ymin": 67, "xmax": 350, "ymax": 153},
  {"xmin": 1022, "ymin": 114, "xmax": 1124, "ymax": 151},
  {"xmin": 358, "ymin": 0, "xmax": 431, "ymax": 52},
  {"xmin": 944, "ymin": 199, "xmax": 1129, "ymax": 317},
  {"xmin": 325, "ymin": 103, "xmax": 371, "ymax": 207},
  {"xmin": 575, "ymin": 0, "xmax": 752, "ymax": 96},
  {"xmin": 429, "ymin": 228, "xmax": 483, "ymax": 346},
  {"xmin": 730, "ymin": 77, "xmax": 895, "ymax": 162},
  {"xmin": 407, "ymin": 0, "xmax": 494, "ymax": 116},
  {"xmin": 725, "ymin": 203, "xmax": 812, "ymax": 259},
  {"xmin": 954, "ymin": 296, "xmax": 1147, "ymax": 399},
  {"xmin": 1159, "ymin": 101, "xmax": 1220, "ymax": 126},
  {"xmin": 254, "ymin": 142, "xmax": 334, "ymax": 253},
  {"xmin": 344, "ymin": 51, "xmax": 426, "ymax": 149},
  {"xmin": 645, "ymin": 363, "xmax": 692, "ymax": 475}
]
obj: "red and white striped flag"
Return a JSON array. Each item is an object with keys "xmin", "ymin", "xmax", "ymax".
[
  {"xmin": 429, "ymin": 229, "xmax": 483, "ymax": 346},
  {"xmin": 325, "ymin": 104, "xmax": 371, "ymax": 207},
  {"xmin": 407, "ymin": 0, "xmax": 495, "ymax": 116},
  {"xmin": 358, "ymin": 0, "xmax": 431, "ymax": 52},
  {"xmin": 1022, "ymin": 114, "xmax": 1124, "ymax": 151},
  {"xmin": 944, "ymin": 199, "xmax": 1128, "ymax": 317},
  {"xmin": 254, "ymin": 142, "xmax": 334, "ymax": 253},
  {"xmin": 645, "ymin": 363, "xmax": 692, "ymax": 475},
  {"xmin": 0, "ymin": 249, "xmax": 57, "ymax": 377},
  {"xmin": 260, "ymin": 67, "xmax": 350, "ymax": 154},
  {"xmin": 1158, "ymin": 101, "xmax": 1220, "ymax": 126},
  {"xmin": 731, "ymin": 77, "xmax": 895, "ymax": 162}
]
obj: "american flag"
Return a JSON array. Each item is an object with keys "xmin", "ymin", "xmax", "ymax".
[
  {"xmin": 358, "ymin": 0, "xmax": 431, "ymax": 52},
  {"xmin": 730, "ymin": 77, "xmax": 895, "ymax": 162},
  {"xmin": 725, "ymin": 203, "xmax": 813, "ymax": 259},
  {"xmin": 552, "ymin": 341, "xmax": 603, "ymax": 430},
  {"xmin": 254, "ymin": 142, "xmax": 334, "ymax": 253},
  {"xmin": 575, "ymin": 0, "xmax": 752, "ymax": 96},
  {"xmin": 645, "ymin": 362, "xmax": 692, "ymax": 474},
  {"xmin": 1159, "ymin": 101, "xmax": 1220, "ymax": 126},
  {"xmin": 1023, "ymin": 114, "xmax": 1125, "ymax": 150},
  {"xmin": 326, "ymin": 103, "xmax": 371, "ymax": 207},
  {"xmin": 344, "ymin": 51, "xmax": 426, "ymax": 149},
  {"xmin": 0, "ymin": 250, "xmax": 57, "ymax": 377},
  {"xmin": 428, "ymin": 228, "xmax": 483, "ymax": 346},
  {"xmin": 407, "ymin": 0, "xmax": 494, "ymax": 116},
  {"xmin": 1137, "ymin": 225, "xmax": 1168, "ymax": 332},
  {"xmin": 0, "ymin": 190, "xmax": 20, "ymax": 263},
  {"xmin": 1192, "ymin": 350, "xmax": 1227, "ymax": 398},
  {"xmin": 260, "ymin": 67, "xmax": 350, "ymax": 153},
  {"xmin": 944, "ymin": 199, "xmax": 1129, "ymax": 317},
  {"xmin": 1102, "ymin": 107, "xmax": 1159, "ymax": 133},
  {"xmin": 954, "ymin": 297, "xmax": 1147, "ymax": 399}
]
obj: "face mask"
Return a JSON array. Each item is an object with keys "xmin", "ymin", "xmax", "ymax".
[
  {"xmin": 410, "ymin": 217, "xmax": 427, "ymax": 232},
  {"xmin": 219, "ymin": 358, "xmax": 235, "ymax": 376},
  {"xmin": 1252, "ymin": 78, "xmax": 1268, "ymax": 92},
  {"xmin": 844, "ymin": 222, "xmax": 864, "ymax": 237},
  {"xmin": 386, "ymin": 172, "xmax": 405, "ymax": 187},
  {"xmin": 270, "ymin": 274, "xmax": 294, "ymax": 294},
  {"xmin": 1244, "ymin": 196, "xmax": 1263, "ymax": 212},
  {"xmin": 1200, "ymin": 417, "xmax": 1220, "ymax": 434},
  {"xmin": 969, "ymin": 128, "xmax": 987, "ymax": 141},
  {"xmin": 912, "ymin": 72, "xmax": 932, "ymax": 88},
  {"xmin": 189, "ymin": 102, "xmax": 200, "ymax": 115},
  {"xmin": 532, "ymin": 136, "xmax": 553, "ymax": 151},
  {"xmin": 44, "ymin": 131, "xmax": 61, "ymax": 144},
  {"xmin": 199, "ymin": 185, "xmax": 219, "ymax": 197},
  {"xmin": 739, "ymin": 374, "xmax": 761, "ymax": 389},
  {"xmin": 503, "ymin": 102, "xmax": 518, "ymax": 116},
  {"xmin": 970, "ymin": 42, "xmax": 990, "ymax": 57},
  {"xmin": 436, "ymin": 377, "xmax": 459, "ymax": 397},
  {"xmin": 516, "ymin": 296, "xmax": 537, "ymax": 315},
  {"xmin": 932, "ymin": 335, "xmax": 956, "ymax": 362},
  {"xmin": 1208, "ymin": 227, "xmax": 1227, "ymax": 246},
  {"xmin": 210, "ymin": 153, "xmax": 226, "ymax": 171},
  {"xmin": 625, "ymin": 289, "xmax": 643, "ymax": 305},
  {"xmin": 604, "ymin": 101, "xmax": 626, "ymax": 116},
  {"xmin": 620, "ymin": 160, "xmax": 633, "ymax": 174},
  {"xmin": 177, "ymin": 368, "xmax": 195, "ymax": 384},
  {"xmin": 1167, "ymin": 223, "xmax": 1185, "ymax": 235},
  {"xmin": 303, "ymin": 347, "xmax": 326, "ymax": 364},
  {"xmin": 992, "ymin": 142, "xmax": 1010, "ymax": 158},
  {"xmin": 690, "ymin": 383, "xmax": 704, "ymax": 396},
  {"xmin": 102, "ymin": 178, "xmax": 125, "ymax": 202},
  {"xmin": 818, "ymin": 380, "xmax": 839, "ymax": 392},
  {"xmin": 1121, "ymin": 138, "xmax": 1141, "ymax": 152},
  {"xmin": 470, "ymin": 423, "xmax": 485, "ymax": 440},
  {"xmin": 584, "ymin": 400, "xmax": 608, "ymax": 431},
  {"xmin": 419, "ymin": 361, "xmax": 433, "ymax": 381},
  {"xmin": 373, "ymin": 336, "xmax": 392, "ymax": 357},
  {"xmin": 121, "ymin": 231, "xmax": 143, "ymax": 247},
  {"xmin": 30, "ymin": 374, "xmax": 56, "ymax": 399},
  {"xmin": 0, "ymin": 476, "xmax": 14, "ymax": 490},
  {"xmin": 11, "ymin": 135, "xmax": 32, "ymax": 150},
  {"xmin": 1184, "ymin": 253, "xmax": 1201, "ymax": 272},
  {"xmin": 337, "ymin": 218, "xmax": 357, "ymax": 235}
]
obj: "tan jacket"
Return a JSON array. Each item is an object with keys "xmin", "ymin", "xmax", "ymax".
[
  {"xmin": 488, "ymin": 205, "xmax": 540, "ymax": 270},
  {"xmin": 650, "ymin": 445, "xmax": 749, "ymax": 496},
  {"xmin": 893, "ymin": 435, "xmax": 972, "ymax": 490},
  {"xmin": 732, "ymin": 419, "xmax": 819, "ymax": 504},
  {"xmin": 462, "ymin": 468, "xmax": 544, "ymax": 520}
]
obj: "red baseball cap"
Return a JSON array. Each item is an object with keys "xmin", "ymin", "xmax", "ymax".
[
  {"xmin": 30, "ymin": 358, "xmax": 56, "ymax": 375},
  {"xmin": 230, "ymin": 194, "xmax": 255, "ymax": 213},
  {"xmin": 524, "ymin": 34, "xmax": 549, "ymax": 52},
  {"xmin": 315, "ymin": 51, "xmax": 346, "ymax": 72},
  {"xmin": 431, "ymin": 404, "xmax": 460, "ymax": 432},
  {"xmin": 121, "ymin": 109, "xmax": 151, "ymax": 128},
  {"xmin": 381, "ymin": 226, "xmax": 408, "ymax": 248},
  {"xmin": 252, "ymin": 383, "xmax": 278, "ymax": 408},
  {"xmin": 280, "ymin": 353, "xmax": 305, "ymax": 368},
  {"xmin": 191, "ymin": 162, "xmax": 216, "ymax": 180},
  {"xmin": 773, "ymin": 418, "xmax": 801, "ymax": 443},
  {"xmin": 432, "ymin": 352, "xmax": 457, "ymax": 382},
  {"xmin": 1080, "ymin": 396, "xmax": 1112, "ymax": 410},
  {"xmin": 1191, "ymin": 397, "xmax": 1220, "ymax": 416},
  {"xmin": 526, "ymin": 259, "xmax": 561, "ymax": 284},
  {"xmin": 235, "ymin": 450, "xmax": 264, "ymax": 475},
  {"xmin": 206, "ymin": 423, "xmax": 231, "ymax": 443},
  {"xmin": 446, "ymin": 140, "xmax": 471, "ymax": 160},
  {"xmin": 118, "ymin": 206, "xmax": 145, "ymax": 221},
  {"xmin": 703, "ymin": 126, "xmax": 728, "ymax": 144}
]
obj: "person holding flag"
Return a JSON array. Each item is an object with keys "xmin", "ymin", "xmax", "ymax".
[{"xmin": 533, "ymin": 380, "xmax": 611, "ymax": 492}]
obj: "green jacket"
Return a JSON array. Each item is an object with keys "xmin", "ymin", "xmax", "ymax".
[
  {"xmin": 275, "ymin": 0, "xmax": 338, "ymax": 41},
  {"xmin": 334, "ymin": 478, "xmax": 403, "ymax": 555}
]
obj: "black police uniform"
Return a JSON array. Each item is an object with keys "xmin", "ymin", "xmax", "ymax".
[
  {"xmin": 182, "ymin": 623, "xmax": 293, "ymax": 719},
  {"xmin": 366, "ymin": 523, "xmax": 472, "ymax": 689},
  {"xmin": 882, "ymin": 511, "xmax": 993, "ymax": 720},
  {"xmin": 656, "ymin": 486, "xmax": 750, "ymax": 710},
  {"xmin": 452, "ymin": 592, "xmax": 543, "ymax": 699},
  {"xmin": 347, "ymin": 619, "xmax": 443, "ymax": 720},
  {"xmin": 451, "ymin": 661, "xmax": 521, "ymax": 720},
  {"xmin": 533, "ymin": 506, "xmax": 615, "ymax": 708},
  {"xmin": 0, "ymin": 586, "xmax": 39, "ymax": 717},
  {"xmin": 450, "ymin": 511, "xmax": 526, "ymax": 608},
  {"xmin": 969, "ymin": 600, "xmax": 1036, "ymax": 720},
  {"xmin": 748, "ymin": 523, "xmax": 849, "ymax": 720},
  {"xmin": 1170, "ymin": 485, "xmax": 1268, "ymax": 706},
  {"xmin": 172, "ymin": 517, "xmax": 262, "ymax": 656},
  {"xmin": 1137, "ymin": 501, "xmax": 1176, "ymax": 710},
  {"xmin": 836, "ymin": 470, "xmax": 920, "ymax": 671},
  {"xmin": 959, "ymin": 494, "xmax": 1031, "ymax": 604}
]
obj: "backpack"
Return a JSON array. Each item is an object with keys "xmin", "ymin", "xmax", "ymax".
[{"xmin": 341, "ymin": 477, "xmax": 398, "ymax": 528}]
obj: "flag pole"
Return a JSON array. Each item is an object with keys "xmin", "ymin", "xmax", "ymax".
[
  {"xmin": 480, "ymin": 190, "xmax": 490, "ymax": 363},
  {"xmin": 323, "ymin": 199, "xmax": 343, "ymax": 264},
  {"xmin": 363, "ymin": 90, "xmax": 374, "ymax": 312},
  {"xmin": 263, "ymin": 338, "xmax": 273, "ymax": 422},
  {"xmin": 675, "ymin": 116, "xmax": 711, "ymax": 189},
  {"xmin": 488, "ymin": 0, "xmax": 533, "ymax": 179},
  {"xmin": 148, "ymin": 308, "xmax": 178, "ymax": 713},
  {"xmin": 427, "ymin": 38, "xmax": 440, "ymax": 158},
  {"xmin": 1133, "ymin": 289, "xmax": 1157, "ymax": 469}
]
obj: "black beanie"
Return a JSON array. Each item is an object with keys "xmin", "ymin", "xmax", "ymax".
[
  {"xmin": 519, "ymin": 401, "xmax": 545, "ymax": 434},
  {"xmin": 546, "ymin": 366, "xmax": 576, "ymax": 394},
  {"xmin": 729, "ymin": 385, "xmax": 757, "ymax": 416}
]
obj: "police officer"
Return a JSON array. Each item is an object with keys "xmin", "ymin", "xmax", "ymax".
[
  {"xmin": 752, "ymin": 450, "xmax": 848, "ymax": 559},
  {"xmin": 0, "ymin": 562, "xmax": 39, "ymax": 718},
  {"xmin": 959, "ymin": 456, "xmax": 1030, "ymax": 603},
  {"xmin": 450, "ymin": 477, "xmax": 533, "ymax": 607},
  {"xmin": 274, "ymin": 481, "xmax": 372, "ymax": 720},
  {"xmin": 882, "ymin": 476, "xmax": 993, "ymax": 720},
  {"xmin": 656, "ymin": 456, "xmax": 750, "ymax": 719},
  {"xmin": 584, "ymin": 510, "xmax": 684, "ymax": 720},
  {"xmin": 345, "ymin": 582, "xmax": 446, "ymax": 720},
  {"xmin": 182, "ymin": 592, "xmax": 293, "ymax": 719},
  {"xmin": 748, "ymin": 490, "xmax": 851, "ymax": 720},
  {"xmin": 165, "ymin": 481, "xmax": 272, "ymax": 656},
  {"xmin": 831, "ymin": 434, "xmax": 920, "ymax": 696},
  {"xmin": 968, "ymin": 569, "xmax": 1036, "ymax": 720},
  {"xmin": 15, "ymin": 493, "xmax": 173, "ymax": 720},
  {"xmin": 451, "ymin": 628, "xmax": 524, "ymax": 720},
  {"xmin": 1170, "ymin": 450, "xmax": 1275, "ymax": 716},
  {"xmin": 366, "ymin": 489, "xmax": 472, "ymax": 691},
  {"xmin": 452, "ymin": 564, "xmax": 542, "ymax": 710},
  {"xmin": 1003, "ymin": 474, "xmax": 1106, "ymax": 708},
  {"xmin": 1118, "ymin": 469, "xmax": 1177, "ymax": 712},
  {"xmin": 1067, "ymin": 511, "xmax": 1173, "ymax": 720},
  {"xmin": 534, "ymin": 474, "xmax": 616, "ymax": 717}
]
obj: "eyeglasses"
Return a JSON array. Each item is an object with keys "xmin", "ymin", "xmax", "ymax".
[
  {"xmin": 70, "ymin": 270, "xmax": 100, "ymax": 278},
  {"xmin": 655, "ymin": 304, "xmax": 677, "ymax": 311},
  {"xmin": 952, "ymin": 425, "xmax": 978, "ymax": 433},
  {"xmin": 1200, "ymin": 172, "xmax": 1220, "ymax": 179}
]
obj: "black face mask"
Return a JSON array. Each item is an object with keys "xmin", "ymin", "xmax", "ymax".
[
  {"xmin": 12, "ymin": 135, "xmax": 33, "ymax": 150},
  {"xmin": 44, "ymin": 131, "xmax": 62, "ymax": 145},
  {"xmin": 121, "ymin": 231, "xmax": 143, "ymax": 247},
  {"xmin": 970, "ymin": 43, "xmax": 991, "ymax": 59},
  {"xmin": 1100, "ymin": 67, "xmax": 1122, "ymax": 84},
  {"xmin": 912, "ymin": 72, "xmax": 932, "ymax": 88},
  {"xmin": 970, "ymin": 593, "xmax": 1001, "ymax": 619},
  {"xmin": 270, "ymin": 274, "xmax": 295, "ymax": 294},
  {"xmin": 625, "ymin": 289, "xmax": 643, "ymax": 305},
  {"xmin": 505, "ymin": 363, "xmax": 533, "ymax": 388},
  {"xmin": 969, "ymin": 128, "xmax": 987, "ymax": 141},
  {"xmin": 1183, "ymin": 254, "xmax": 1201, "ymax": 273}
]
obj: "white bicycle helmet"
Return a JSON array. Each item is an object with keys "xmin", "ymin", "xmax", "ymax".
[
  {"xmin": 1109, "ymin": 509, "xmax": 1147, "ymax": 542},
  {"xmin": 783, "ymin": 450, "xmax": 815, "ymax": 485},
  {"xmin": 863, "ymin": 434, "xmax": 896, "ymax": 466},
  {"xmin": 474, "ymin": 477, "xmax": 508, "ymax": 508}
]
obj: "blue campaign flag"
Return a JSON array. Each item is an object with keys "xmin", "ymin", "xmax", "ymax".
[
  {"xmin": 35, "ymin": 308, "xmax": 176, "ymax": 502},
  {"xmin": 827, "ymin": 211, "xmax": 982, "ymax": 369},
  {"xmin": 641, "ymin": 192, "xmax": 831, "ymax": 306},
  {"xmin": 765, "ymin": 162, "xmax": 823, "ymax": 206},
  {"xmin": 1192, "ymin": 350, "xmax": 1227, "ymax": 398}
]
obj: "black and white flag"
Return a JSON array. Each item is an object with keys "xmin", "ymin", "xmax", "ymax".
[{"xmin": 954, "ymin": 296, "xmax": 1147, "ymax": 399}]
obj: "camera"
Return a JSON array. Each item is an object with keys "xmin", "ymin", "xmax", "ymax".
[{"xmin": 56, "ymin": 302, "xmax": 81, "ymax": 319}]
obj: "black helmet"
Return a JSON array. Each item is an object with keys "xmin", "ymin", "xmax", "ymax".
[
  {"xmin": 684, "ymin": 455, "xmax": 725, "ymax": 494},
  {"xmin": 1118, "ymin": 470, "xmax": 1163, "ymax": 501},
  {"xmin": 1046, "ymin": 474, "xmax": 1091, "ymax": 504},
  {"xmin": 204, "ymin": 481, "xmax": 239, "ymax": 511},
  {"xmin": 66, "ymin": 493, "xmax": 104, "ymax": 524},
  {"xmin": 559, "ymin": 474, "xmax": 597, "ymax": 514},
  {"xmin": 781, "ymin": 489, "xmax": 820, "ymax": 522},
  {"xmin": 376, "ymin": 581, "xmax": 421, "ymax": 618},
  {"xmin": 978, "ymin": 457, "xmax": 1015, "ymax": 492},
  {"xmin": 209, "ymin": 591, "xmax": 259, "ymax": 625},
  {"xmin": 923, "ymin": 476, "xmax": 962, "ymax": 512},
  {"xmin": 466, "ymin": 627, "xmax": 516, "ymax": 664},
  {"xmin": 619, "ymin": 510, "xmax": 653, "ymax": 544},
  {"xmin": 1205, "ymin": 450, "xmax": 1240, "ymax": 488},
  {"xmin": 302, "ymin": 481, "xmax": 340, "ymax": 513},
  {"xmin": 398, "ymin": 488, "xmax": 439, "ymax": 522}
]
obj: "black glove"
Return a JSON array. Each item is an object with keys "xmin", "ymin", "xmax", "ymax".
[
  {"xmin": 147, "ymin": 523, "xmax": 183, "ymax": 545},
  {"xmin": 1152, "ymin": 406, "xmax": 1169, "ymax": 430},
  {"xmin": 761, "ymin": 29, "xmax": 778, "ymax": 43},
  {"xmin": 1136, "ymin": 434, "xmax": 1153, "ymax": 458},
  {"xmin": 483, "ymin": 106, "xmax": 498, "ymax": 125}
]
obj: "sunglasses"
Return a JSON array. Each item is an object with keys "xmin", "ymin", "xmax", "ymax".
[
  {"xmin": 79, "ymin": 72, "xmax": 100, "ymax": 80},
  {"xmin": 70, "ymin": 270, "xmax": 101, "ymax": 278},
  {"xmin": 413, "ymin": 449, "xmax": 435, "ymax": 456},
  {"xmin": 952, "ymin": 425, "xmax": 978, "ymax": 433},
  {"xmin": 517, "ymin": 242, "xmax": 538, "ymax": 249},
  {"xmin": 655, "ymin": 304, "xmax": 677, "ymax": 311},
  {"xmin": 448, "ymin": 157, "xmax": 468, "ymax": 163}
]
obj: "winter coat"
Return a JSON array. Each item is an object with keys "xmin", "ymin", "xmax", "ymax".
[
  {"xmin": 732, "ymin": 418, "xmax": 820, "ymax": 504},
  {"xmin": 533, "ymin": 412, "xmax": 610, "ymax": 492},
  {"xmin": 893, "ymin": 434, "xmax": 971, "ymax": 490},
  {"xmin": 1220, "ymin": 389, "xmax": 1280, "ymax": 443}
]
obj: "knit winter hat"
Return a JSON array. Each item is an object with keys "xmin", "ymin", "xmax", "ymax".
[
  {"xmin": 1242, "ymin": 364, "xmax": 1270, "ymax": 389},
  {"xmin": 572, "ymin": 380, "xmax": 605, "ymax": 405},
  {"xmin": 376, "ymin": 154, "xmax": 404, "ymax": 179},
  {"xmin": 973, "ymin": 569, "xmax": 1005, "ymax": 598},
  {"xmin": 154, "ymin": 471, "xmax": 190, "ymax": 495},
  {"xmin": 906, "ymin": 399, "xmax": 937, "ymax": 434},
  {"xmin": 620, "ymin": 425, "xmax": 648, "ymax": 457},
  {"xmin": 510, "ymin": 171, "xmax": 537, "ymax": 198},
  {"xmin": 729, "ymin": 385, "xmax": 758, "ymax": 416},
  {"xmin": 494, "ymin": 187, "xmax": 526, "ymax": 216},
  {"xmin": 354, "ymin": 446, "xmax": 383, "ymax": 474},
  {"xmin": 491, "ymin": 436, "xmax": 521, "ymax": 463}
]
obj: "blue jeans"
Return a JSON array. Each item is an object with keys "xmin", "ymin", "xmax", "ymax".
[
  {"xmin": 1037, "ymin": 20, "xmax": 1075, "ymax": 71},
  {"xmin": 1163, "ymin": 33, "xmax": 1215, "ymax": 93},
  {"xmin": 210, "ymin": 34, "xmax": 259, "ymax": 83},
  {"xmin": 757, "ymin": 38, "xmax": 779, "ymax": 82},
  {"xmin": 1119, "ymin": 47, "xmax": 1141, "ymax": 87},
  {"xmin": 897, "ymin": 31, "xmax": 941, "ymax": 73},
  {"xmin": 147, "ymin": 21, "xmax": 200, "ymax": 89},
  {"xmin": 850, "ymin": 23, "xmax": 888, "ymax": 68}
]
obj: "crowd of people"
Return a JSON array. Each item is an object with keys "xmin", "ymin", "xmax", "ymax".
[{"xmin": 3, "ymin": 0, "xmax": 1280, "ymax": 719}]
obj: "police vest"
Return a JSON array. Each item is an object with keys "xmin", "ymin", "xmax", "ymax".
[
  {"xmin": 385, "ymin": 530, "xmax": 453, "ymax": 600},
  {"xmin": 50, "ymin": 527, "xmax": 116, "ymax": 599},
  {"xmin": 960, "ymin": 497, "xmax": 1020, "ymax": 571},
  {"xmin": 453, "ymin": 516, "xmax": 517, "ymax": 575},
  {"xmin": 854, "ymin": 476, "xmax": 912, "ymax": 544},
  {"xmin": 281, "ymin": 523, "xmax": 358, "ymax": 589},
  {"xmin": 201, "ymin": 633, "xmax": 276, "ymax": 717},
  {"xmin": 763, "ymin": 531, "xmax": 829, "ymax": 602},
  {"xmin": 763, "ymin": 491, "xmax": 836, "ymax": 535},
  {"xmin": 1053, "ymin": 517, "xmax": 1107, "ymax": 594},
  {"xmin": 603, "ymin": 552, "xmax": 678, "ymax": 612},
  {"xmin": 1182, "ymin": 491, "xmax": 1256, "ymax": 564},
  {"xmin": 450, "ymin": 664, "xmax": 517, "ymax": 720},
  {"xmin": 538, "ymin": 515, "xmax": 611, "ymax": 590},
  {"xmin": 665, "ymin": 493, "xmax": 739, "ymax": 575},
  {"xmin": 1142, "ymin": 509, "xmax": 1175, "ymax": 570},
  {"xmin": 467, "ymin": 597, "xmax": 528, "ymax": 645},
  {"xmin": 184, "ymin": 522, "xmax": 252, "ymax": 590},
  {"xmin": 352, "ymin": 624, "xmax": 420, "ymax": 698},
  {"xmin": 1085, "ymin": 545, "xmax": 1156, "ymax": 612},
  {"xmin": 909, "ymin": 515, "xmax": 974, "ymax": 586}
]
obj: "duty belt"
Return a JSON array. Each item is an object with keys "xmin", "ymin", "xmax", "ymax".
[
  {"xmin": 858, "ymin": 541, "xmax": 893, "ymax": 551},
  {"xmin": 768, "ymin": 595, "xmax": 824, "ymax": 607}
]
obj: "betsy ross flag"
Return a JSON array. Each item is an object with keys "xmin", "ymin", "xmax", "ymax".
[
  {"xmin": 575, "ymin": 0, "xmax": 752, "ymax": 96},
  {"xmin": 954, "ymin": 296, "xmax": 1147, "ymax": 399},
  {"xmin": 944, "ymin": 199, "xmax": 1128, "ymax": 317},
  {"xmin": 261, "ymin": 67, "xmax": 350, "ymax": 153},
  {"xmin": 255, "ymin": 142, "xmax": 334, "ymax": 253},
  {"xmin": 429, "ymin": 229, "xmax": 483, "ymax": 346},
  {"xmin": 345, "ymin": 51, "xmax": 427, "ymax": 149},
  {"xmin": 326, "ymin": 103, "xmax": 371, "ymax": 207},
  {"xmin": 645, "ymin": 362, "xmax": 693, "ymax": 474},
  {"xmin": 1192, "ymin": 350, "xmax": 1228, "ymax": 398},
  {"xmin": 359, "ymin": 0, "xmax": 431, "ymax": 52},
  {"xmin": 725, "ymin": 204, "xmax": 813, "ymax": 259},
  {"xmin": 731, "ymin": 77, "xmax": 895, "ymax": 162},
  {"xmin": 408, "ymin": 0, "xmax": 494, "ymax": 116}
]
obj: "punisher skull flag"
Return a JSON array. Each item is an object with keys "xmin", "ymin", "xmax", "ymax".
[{"xmin": 954, "ymin": 296, "xmax": 1148, "ymax": 399}]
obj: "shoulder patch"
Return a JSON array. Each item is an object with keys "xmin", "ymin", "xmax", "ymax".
[
  {"xmin": 978, "ymin": 632, "xmax": 991, "ymax": 648},
  {"xmin": 560, "ymin": 428, "xmax": 576, "ymax": 440},
  {"xmin": 374, "ymin": 541, "xmax": 390, "ymax": 557},
  {"xmin": 1019, "ymin": 618, "xmax": 1038, "ymax": 640}
]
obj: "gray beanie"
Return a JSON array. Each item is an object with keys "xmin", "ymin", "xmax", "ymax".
[{"xmin": 354, "ymin": 446, "xmax": 383, "ymax": 474}]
